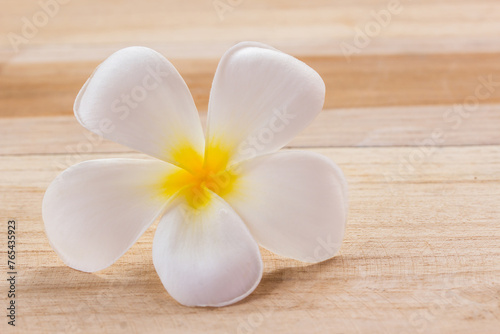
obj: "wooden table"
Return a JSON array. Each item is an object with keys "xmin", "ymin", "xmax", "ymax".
[{"xmin": 1, "ymin": 0, "xmax": 499, "ymax": 333}]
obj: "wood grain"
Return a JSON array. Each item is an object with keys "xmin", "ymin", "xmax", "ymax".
[
  {"xmin": 0, "ymin": 148, "xmax": 499, "ymax": 333},
  {"xmin": 2, "ymin": 53, "xmax": 500, "ymax": 117},
  {"xmin": 2, "ymin": 104, "xmax": 500, "ymax": 157},
  {"xmin": 1, "ymin": 0, "xmax": 499, "ymax": 333}
]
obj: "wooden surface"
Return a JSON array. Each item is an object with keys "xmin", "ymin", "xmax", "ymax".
[{"xmin": 1, "ymin": 0, "xmax": 499, "ymax": 333}]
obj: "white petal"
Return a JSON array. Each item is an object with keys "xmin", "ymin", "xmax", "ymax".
[
  {"xmin": 206, "ymin": 42, "xmax": 325, "ymax": 164},
  {"xmin": 152, "ymin": 194, "xmax": 263, "ymax": 307},
  {"xmin": 225, "ymin": 151, "xmax": 348, "ymax": 263},
  {"xmin": 74, "ymin": 47, "xmax": 204, "ymax": 169},
  {"xmin": 43, "ymin": 159, "xmax": 183, "ymax": 272}
]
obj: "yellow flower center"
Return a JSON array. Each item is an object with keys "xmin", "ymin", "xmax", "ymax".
[{"xmin": 159, "ymin": 142, "xmax": 237, "ymax": 209}]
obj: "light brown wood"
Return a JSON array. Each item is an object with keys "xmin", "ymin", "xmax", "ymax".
[
  {"xmin": 2, "ymin": 0, "xmax": 500, "ymax": 118},
  {"xmin": 2, "ymin": 104, "xmax": 500, "ymax": 157},
  {"xmin": 0, "ymin": 147, "xmax": 499, "ymax": 333},
  {"xmin": 3, "ymin": 54, "xmax": 500, "ymax": 117},
  {"xmin": 1, "ymin": 0, "xmax": 500, "ymax": 333}
]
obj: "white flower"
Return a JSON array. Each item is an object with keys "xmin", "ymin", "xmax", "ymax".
[{"xmin": 43, "ymin": 42, "xmax": 348, "ymax": 307}]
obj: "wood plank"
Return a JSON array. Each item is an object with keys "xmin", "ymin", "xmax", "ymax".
[
  {"xmin": 2, "ymin": 53, "xmax": 500, "ymax": 117},
  {"xmin": 1, "ymin": 105, "xmax": 500, "ymax": 157},
  {"xmin": 1, "ymin": 146, "xmax": 499, "ymax": 333},
  {"xmin": 2, "ymin": 0, "xmax": 500, "ymax": 57}
]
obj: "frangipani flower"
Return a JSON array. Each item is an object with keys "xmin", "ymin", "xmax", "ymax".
[{"xmin": 43, "ymin": 42, "xmax": 348, "ymax": 307}]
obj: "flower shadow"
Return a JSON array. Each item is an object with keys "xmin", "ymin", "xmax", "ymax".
[{"xmin": 234, "ymin": 256, "xmax": 343, "ymax": 305}]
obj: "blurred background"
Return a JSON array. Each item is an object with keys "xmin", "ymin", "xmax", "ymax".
[{"xmin": 1, "ymin": 0, "xmax": 500, "ymax": 123}]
